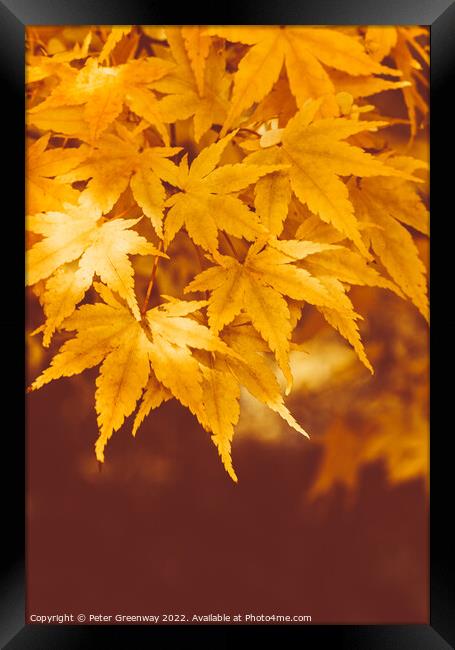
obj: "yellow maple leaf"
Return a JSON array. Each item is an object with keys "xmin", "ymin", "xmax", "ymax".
[
  {"xmin": 315, "ymin": 276, "xmax": 373, "ymax": 373},
  {"xmin": 330, "ymin": 69, "xmax": 410, "ymax": 101},
  {"xmin": 26, "ymin": 203, "xmax": 165, "ymax": 321},
  {"xmin": 185, "ymin": 238, "xmax": 343, "ymax": 391},
  {"xmin": 196, "ymin": 356, "xmax": 241, "ymax": 482},
  {"xmin": 254, "ymin": 170, "xmax": 291, "ymax": 237},
  {"xmin": 38, "ymin": 261, "xmax": 91, "ymax": 347},
  {"xmin": 348, "ymin": 158, "xmax": 429, "ymax": 320},
  {"xmin": 208, "ymin": 26, "xmax": 400, "ymax": 134},
  {"xmin": 189, "ymin": 319, "xmax": 312, "ymax": 481},
  {"xmin": 29, "ymin": 56, "xmax": 175, "ymax": 142},
  {"xmin": 163, "ymin": 133, "xmax": 284, "ymax": 251},
  {"xmin": 29, "ymin": 285, "xmax": 154, "ymax": 461},
  {"xmin": 26, "ymin": 31, "xmax": 92, "ymax": 85},
  {"xmin": 302, "ymin": 246, "xmax": 403, "ymax": 295},
  {"xmin": 57, "ymin": 126, "xmax": 181, "ymax": 236},
  {"xmin": 145, "ymin": 298, "xmax": 238, "ymax": 421},
  {"xmin": 246, "ymin": 100, "xmax": 417, "ymax": 256},
  {"xmin": 246, "ymin": 78, "xmax": 298, "ymax": 131},
  {"xmin": 222, "ymin": 322, "xmax": 309, "ymax": 437},
  {"xmin": 27, "ymin": 106, "xmax": 91, "ymax": 140},
  {"xmin": 150, "ymin": 28, "xmax": 231, "ymax": 142},
  {"xmin": 132, "ymin": 371, "xmax": 172, "ymax": 437},
  {"xmin": 352, "ymin": 154, "xmax": 429, "ymax": 235},
  {"xmin": 29, "ymin": 287, "xmax": 241, "ymax": 464},
  {"xmin": 299, "ymin": 243, "xmax": 407, "ymax": 370}
]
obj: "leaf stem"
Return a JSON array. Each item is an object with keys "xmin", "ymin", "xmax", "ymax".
[
  {"xmin": 238, "ymin": 127, "xmax": 261, "ymax": 139},
  {"xmin": 141, "ymin": 241, "xmax": 164, "ymax": 314}
]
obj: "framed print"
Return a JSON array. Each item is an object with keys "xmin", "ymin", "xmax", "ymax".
[{"xmin": 1, "ymin": 1, "xmax": 453, "ymax": 647}]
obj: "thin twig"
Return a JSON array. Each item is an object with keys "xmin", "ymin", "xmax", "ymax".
[
  {"xmin": 141, "ymin": 240, "xmax": 164, "ymax": 314},
  {"xmin": 238, "ymin": 127, "xmax": 261, "ymax": 138}
]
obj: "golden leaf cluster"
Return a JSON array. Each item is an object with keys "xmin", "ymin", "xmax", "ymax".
[{"xmin": 26, "ymin": 26, "xmax": 429, "ymax": 481}]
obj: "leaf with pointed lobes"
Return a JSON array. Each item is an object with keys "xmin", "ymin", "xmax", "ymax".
[
  {"xmin": 246, "ymin": 100, "xmax": 420, "ymax": 258},
  {"xmin": 208, "ymin": 26, "xmax": 401, "ymax": 134},
  {"xmin": 185, "ymin": 239, "xmax": 344, "ymax": 393},
  {"xmin": 27, "ymin": 203, "xmax": 166, "ymax": 320},
  {"xmin": 29, "ymin": 289, "xmax": 240, "ymax": 464},
  {"xmin": 223, "ymin": 323, "xmax": 310, "ymax": 438},
  {"xmin": 163, "ymin": 133, "xmax": 287, "ymax": 252},
  {"xmin": 57, "ymin": 130, "xmax": 181, "ymax": 237},
  {"xmin": 196, "ymin": 358, "xmax": 241, "ymax": 482},
  {"xmin": 349, "ymin": 174, "xmax": 429, "ymax": 321},
  {"xmin": 29, "ymin": 56, "xmax": 175, "ymax": 142}
]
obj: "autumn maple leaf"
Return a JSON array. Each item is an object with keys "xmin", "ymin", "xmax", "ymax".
[
  {"xmin": 30, "ymin": 285, "xmax": 240, "ymax": 464},
  {"xmin": 329, "ymin": 69, "xmax": 410, "ymax": 104},
  {"xmin": 348, "ymin": 155, "xmax": 429, "ymax": 320},
  {"xmin": 163, "ymin": 132, "xmax": 285, "ymax": 251},
  {"xmin": 26, "ymin": 203, "xmax": 165, "ymax": 326},
  {"xmin": 192, "ymin": 317, "xmax": 311, "ymax": 481},
  {"xmin": 29, "ymin": 55, "xmax": 175, "ymax": 142},
  {"xmin": 245, "ymin": 100, "xmax": 418, "ymax": 256},
  {"xmin": 57, "ymin": 124, "xmax": 181, "ymax": 237},
  {"xmin": 222, "ymin": 321, "xmax": 309, "ymax": 434},
  {"xmin": 299, "ymin": 244, "xmax": 405, "ymax": 371},
  {"xmin": 185, "ymin": 238, "xmax": 344, "ymax": 390},
  {"xmin": 208, "ymin": 26, "xmax": 401, "ymax": 134},
  {"xmin": 149, "ymin": 28, "xmax": 232, "ymax": 142},
  {"xmin": 98, "ymin": 26, "xmax": 133, "ymax": 64}
]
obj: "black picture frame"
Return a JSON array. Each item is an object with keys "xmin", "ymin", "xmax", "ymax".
[{"xmin": 2, "ymin": 1, "xmax": 452, "ymax": 647}]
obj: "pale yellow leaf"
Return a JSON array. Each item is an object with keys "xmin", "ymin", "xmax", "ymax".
[
  {"xmin": 317, "ymin": 276, "xmax": 373, "ymax": 373},
  {"xmin": 40, "ymin": 263, "xmax": 91, "ymax": 347},
  {"xmin": 95, "ymin": 325, "xmax": 151, "ymax": 461},
  {"xmin": 224, "ymin": 326, "xmax": 308, "ymax": 437},
  {"xmin": 199, "ymin": 362, "xmax": 240, "ymax": 482},
  {"xmin": 147, "ymin": 336, "xmax": 203, "ymax": 415},
  {"xmin": 29, "ymin": 300, "xmax": 134, "ymax": 391}
]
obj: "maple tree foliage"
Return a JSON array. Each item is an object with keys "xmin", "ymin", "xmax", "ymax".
[{"xmin": 26, "ymin": 26, "xmax": 429, "ymax": 482}]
